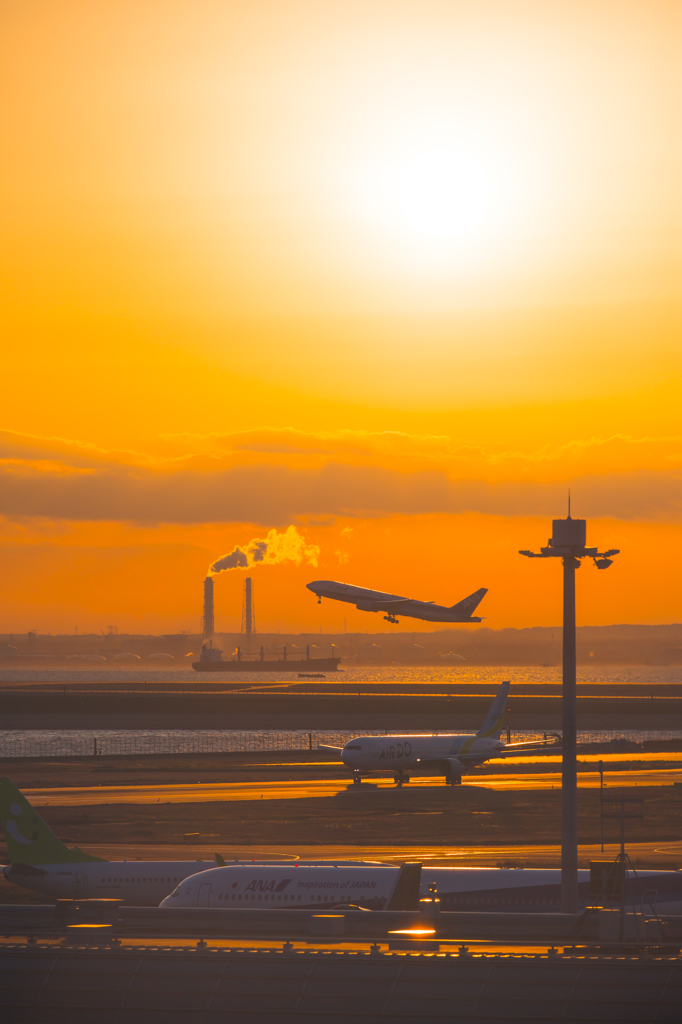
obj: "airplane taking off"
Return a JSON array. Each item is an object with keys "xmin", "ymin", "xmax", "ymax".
[
  {"xmin": 321, "ymin": 681, "xmax": 562, "ymax": 786},
  {"xmin": 306, "ymin": 580, "xmax": 487, "ymax": 624}
]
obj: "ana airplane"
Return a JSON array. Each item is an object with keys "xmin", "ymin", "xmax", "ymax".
[
  {"xmin": 162, "ymin": 860, "xmax": 682, "ymax": 915},
  {"xmin": 321, "ymin": 681, "xmax": 562, "ymax": 786},
  {"xmin": 0, "ymin": 778, "xmax": 379, "ymax": 905},
  {"xmin": 163, "ymin": 862, "xmax": 422, "ymax": 911},
  {"xmin": 306, "ymin": 580, "xmax": 487, "ymax": 624}
]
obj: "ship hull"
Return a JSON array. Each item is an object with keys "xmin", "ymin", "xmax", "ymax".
[{"xmin": 192, "ymin": 657, "xmax": 341, "ymax": 672}]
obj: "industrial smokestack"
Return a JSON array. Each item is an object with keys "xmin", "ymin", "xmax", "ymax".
[
  {"xmin": 203, "ymin": 577, "xmax": 214, "ymax": 637},
  {"xmin": 241, "ymin": 576, "xmax": 255, "ymax": 639}
]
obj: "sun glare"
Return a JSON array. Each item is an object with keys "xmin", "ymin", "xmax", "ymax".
[
  {"xmin": 347, "ymin": 130, "xmax": 536, "ymax": 269},
  {"xmin": 396, "ymin": 149, "xmax": 494, "ymax": 239}
]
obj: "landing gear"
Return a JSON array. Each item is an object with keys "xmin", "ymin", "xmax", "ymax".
[
  {"xmin": 394, "ymin": 772, "xmax": 410, "ymax": 788},
  {"xmin": 352, "ymin": 772, "xmax": 363, "ymax": 786},
  {"xmin": 445, "ymin": 771, "xmax": 462, "ymax": 786},
  {"xmin": 383, "ymin": 614, "xmax": 399, "ymax": 624},
  {"xmin": 318, "ymin": 597, "xmax": 322, "ymax": 605}
]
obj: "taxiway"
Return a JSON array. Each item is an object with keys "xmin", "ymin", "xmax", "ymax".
[{"xmin": 23, "ymin": 766, "xmax": 681, "ymax": 807}]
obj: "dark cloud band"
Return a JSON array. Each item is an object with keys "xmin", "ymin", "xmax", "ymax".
[{"xmin": 0, "ymin": 460, "xmax": 680, "ymax": 523}]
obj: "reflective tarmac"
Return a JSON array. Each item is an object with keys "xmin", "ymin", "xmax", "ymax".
[
  {"xmin": 24, "ymin": 766, "xmax": 681, "ymax": 807},
  {"xmin": 39, "ymin": 840, "xmax": 682, "ymax": 868}
]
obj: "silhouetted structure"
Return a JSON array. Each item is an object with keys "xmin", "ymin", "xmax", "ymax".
[
  {"xmin": 520, "ymin": 509, "xmax": 620, "ymax": 913},
  {"xmin": 202, "ymin": 577, "xmax": 214, "ymax": 637},
  {"xmin": 241, "ymin": 577, "xmax": 255, "ymax": 638}
]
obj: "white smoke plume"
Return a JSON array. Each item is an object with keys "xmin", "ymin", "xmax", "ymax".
[{"xmin": 209, "ymin": 525, "xmax": 320, "ymax": 575}]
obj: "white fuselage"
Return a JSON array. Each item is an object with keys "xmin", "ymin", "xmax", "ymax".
[
  {"xmin": 2, "ymin": 860, "xmax": 211, "ymax": 906},
  {"xmin": 162, "ymin": 863, "xmax": 682, "ymax": 915},
  {"xmin": 306, "ymin": 581, "xmax": 481, "ymax": 623},
  {"xmin": 340, "ymin": 734, "xmax": 502, "ymax": 775},
  {"xmin": 1, "ymin": 859, "xmax": 385, "ymax": 906},
  {"xmin": 163, "ymin": 864, "xmax": 397, "ymax": 910}
]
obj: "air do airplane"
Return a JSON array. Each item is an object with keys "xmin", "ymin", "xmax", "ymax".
[
  {"xmin": 323, "ymin": 681, "xmax": 562, "ymax": 786},
  {"xmin": 0, "ymin": 778, "xmax": 379, "ymax": 906},
  {"xmin": 162, "ymin": 861, "xmax": 682, "ymax": 915},
  {"xmin": 306, "ymin": 580, "xmax": 487, "ymax": 624}
]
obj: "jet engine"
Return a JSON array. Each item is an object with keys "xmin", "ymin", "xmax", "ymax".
[{"xmin": 442, "ymin": 757, "xmax": 465, "ymax": 786}]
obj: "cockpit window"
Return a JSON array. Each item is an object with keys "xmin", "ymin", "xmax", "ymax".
[{"xmin": 345, "ymin": 744, "xmax": 362, "ymax": 750}]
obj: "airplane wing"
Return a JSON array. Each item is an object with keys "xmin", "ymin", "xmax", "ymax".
[
  {"xmin": 414, "ymin": 755, "xmax": 487, "ymax": 768},
  {"xmin": 318, "ymin": 744, "xmax": 344, "ymax": 752},
  {"xmin": 355, "ymin": 598, "xmax": 408, "ymax": 612},
  {"xmin": 444, "ymin": 745, "xmax": 561, "ymax": 761},
  {"xmin": 497, "ymin": 741, "xmax": 562, "ymax": 752},
  {"xmin": 491, "ymin": 747, "xmax": 562, "ymax": 759},
  {"xmin": 416, "ymin": 741, "xmax": 561, "ymax": 769}
]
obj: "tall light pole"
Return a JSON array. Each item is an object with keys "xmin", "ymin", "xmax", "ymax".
[{"xmin": 520, "ymin": 509, "xmax": 619, "ymax": 913}]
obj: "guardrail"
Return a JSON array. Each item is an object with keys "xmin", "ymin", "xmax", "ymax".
[{"xmin": 3, "ymin": 902, "xmax": 680, "ymax": 945}]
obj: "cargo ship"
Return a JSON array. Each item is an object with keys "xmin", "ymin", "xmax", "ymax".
[{"xmin": 192, "ymin": 643, "xmax": 341, "ymax": 672}]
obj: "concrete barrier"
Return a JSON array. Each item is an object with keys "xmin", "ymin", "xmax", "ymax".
[
  {"xmin": 310, "ymin": 914, "xmax": 345, "ymax": 936},
  {"xmin": 1, "ymin": 944, "xmax": 681, "ymax": 1022}
]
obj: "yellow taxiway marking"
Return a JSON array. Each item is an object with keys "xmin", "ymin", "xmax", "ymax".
[{"xmin": 23, "ymin": 767, "xmax": 681, "ymax": 806}]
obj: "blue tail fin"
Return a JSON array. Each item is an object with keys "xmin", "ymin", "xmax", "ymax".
[{"xmin": 449, "ymin": 588, "xmax": 488, "ymax": 615}]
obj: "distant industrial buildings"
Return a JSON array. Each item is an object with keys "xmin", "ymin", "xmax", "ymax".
[{"xmin": 1, "ymin": 624, "xmax": 682, "ymax": 665}]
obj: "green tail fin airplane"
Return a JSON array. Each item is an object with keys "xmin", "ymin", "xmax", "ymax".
[
  {"xmin": 0, "ymin": 776, "xmax": 103, "ymax": 865},
  {"xmin": 0, "ymin": 778, "xmax": 377, "ymax": 904}
]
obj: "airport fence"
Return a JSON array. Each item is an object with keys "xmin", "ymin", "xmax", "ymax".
[
  {"xmin": 0, "ymin": 730, "xmax": 390, "ymax": 759},
  {"xmin": 1, "ymin": 728, "xmax": 682, "ymax": 759}
]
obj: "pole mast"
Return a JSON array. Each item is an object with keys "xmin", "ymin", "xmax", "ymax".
[
  {"xmin": 519, "ymin": 507, "xmax": 619, "ymax": 914},
  {"xmin": 561, "ymin": 552, "xmax": 578, "ymax": 912}
]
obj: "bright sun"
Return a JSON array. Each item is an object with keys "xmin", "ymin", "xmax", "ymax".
[
  {"xmin": 396, "ymin": 149, "xmax": 494, "ymax": 239},
  {"xmin": 346, "ymin": 133, "xmax": 537, "ymax": 268}
]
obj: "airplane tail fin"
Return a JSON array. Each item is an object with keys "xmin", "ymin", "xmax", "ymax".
[
  {"xmin": 475, "ymin": 681, "xmax": 510, "ymax": 739},
  {"xmin": 449, "ymin": 587, "xmax": 488, "ymax": 615},
  {"xmin": 385, "ymin": 862, "xmax": 422, "ymax": 911},
  {"xmin": 0, "ymin": 777, "xmax": 104, "ymax": 865}
]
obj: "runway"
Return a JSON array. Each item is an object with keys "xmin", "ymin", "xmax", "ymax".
[
  {"xmin": 23, "ymin": 766, "xmax": 681, "ymax": 806},
  {"xmin": 5, "ymin": 678, "xmax": 682, "ymax": 697}
]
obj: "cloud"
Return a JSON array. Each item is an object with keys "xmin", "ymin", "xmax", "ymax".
[
  {"xmin": 209, "ymin": 526, "xmax": 320, "ymax": 574},
  {"xmin": 1, "ymin": 427, "xmax": 681, "ymax": 523},
  {"xmin": 0, "ymin": 429, "xmax": 156, "ymax": 468},
  {"xmin": 157, "ymin": 429, "xmax": 682, "ymax": 479},
  {"xmin": 0, "ymin": 459, "xmax": 94, "ymax": 476},
  {"xmin": 4, "ymin": 425, "xmax": 682, "ymax": 476}
]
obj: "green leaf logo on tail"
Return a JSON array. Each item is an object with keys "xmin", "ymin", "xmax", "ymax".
[{"xmin": 0, "ymin": 777, "xmax": 104, "ymax": 865}]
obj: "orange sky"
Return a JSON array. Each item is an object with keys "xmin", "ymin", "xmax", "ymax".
[{"xmin": 1, "ymin": 1, "xmax": 680, "ymax": 633}]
